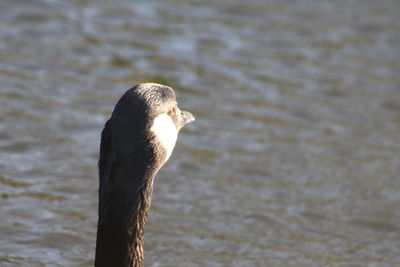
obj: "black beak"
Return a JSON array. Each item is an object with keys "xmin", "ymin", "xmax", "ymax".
[
  {"xmin": 177, "ymin": 108, "xmax": 195, "ymax": 128},
  {"xmin": 181, "ymin": 110, "xmax": 195, "ymax": 125}
]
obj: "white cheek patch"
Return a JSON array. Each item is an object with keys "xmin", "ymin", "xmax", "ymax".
[{"xmin": 150, "ymin": 113, "xmax": 178, "ymax": 162}]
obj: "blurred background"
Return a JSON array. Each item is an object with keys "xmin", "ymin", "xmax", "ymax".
[{"xmin": 0, "ymin": 0, "xmax": 399, "ymax": 266}]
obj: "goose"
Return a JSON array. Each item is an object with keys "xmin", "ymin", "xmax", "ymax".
[{"xmin": 95, "ymin": 83, "xmax": 195, "ymax": 266}]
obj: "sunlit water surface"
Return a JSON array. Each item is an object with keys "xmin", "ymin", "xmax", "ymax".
[{"xmin": 0, "ymin": 0, "xmax": 399, "ymax": 266}]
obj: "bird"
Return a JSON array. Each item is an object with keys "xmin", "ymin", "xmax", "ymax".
[{"xmin": 94, "ymin": 83, "xmax": 195, "ymax": 267}]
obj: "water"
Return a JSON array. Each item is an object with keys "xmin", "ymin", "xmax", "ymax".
[{"xmin": 1, "ymin": 0, "xmax": 399, "ymax": 266}]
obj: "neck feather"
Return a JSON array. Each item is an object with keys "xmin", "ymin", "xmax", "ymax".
[
  {"xmin": 95, "ymin": 163, "xmax": 159, "ymax": 266},
  {"xmin": 95, "ymin": 167, "xmax": 156, "ymax": 267},
  {"xmin": 95, "ymin": 126, "xmax": 164, "ymax": 267}
]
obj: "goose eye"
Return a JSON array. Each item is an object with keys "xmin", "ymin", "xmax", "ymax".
[{"xmin": 167, "ymin": 106, "xmax": 177, "ymax": 117}]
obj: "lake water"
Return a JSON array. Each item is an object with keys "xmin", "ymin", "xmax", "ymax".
[{"xmin": 0, "ymin": 0, "xmax": 399, "ymax": 266}]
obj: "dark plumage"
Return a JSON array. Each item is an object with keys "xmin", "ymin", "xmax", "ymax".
[{"xmin": 95, "ymin": 83, "xmax": 194, "ymax": 267}]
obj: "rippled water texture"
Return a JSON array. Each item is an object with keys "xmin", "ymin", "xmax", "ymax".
[{"xmin": 1, "ymin": 0, "xmax": 399, "ymax": 266}]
